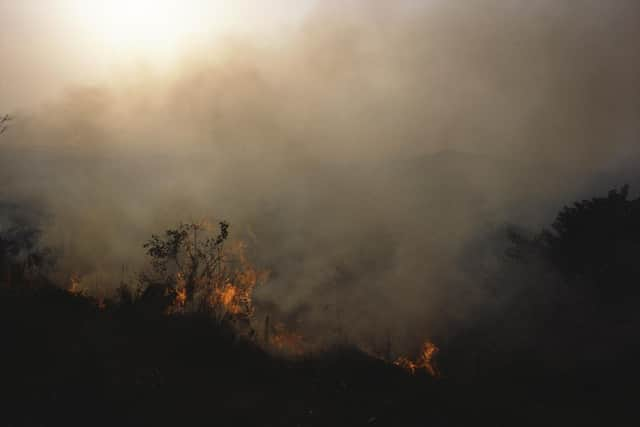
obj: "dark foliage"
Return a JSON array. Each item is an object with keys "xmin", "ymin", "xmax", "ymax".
[
  {"xmin": 0, "ymin": 202, "xmax": 55, "ymax": 286},
  {"xmin": 0, "ymin": 284, "xmax": 444, "ymax": 427},
  {"xmin": 142, "ymin": 221, "xmax": 229, "ymax": 305},
  {"xmin": 2, "ymin": 189, "xmax": 640, "ymax": 426},
  {"xmin": 541, "ymin": 185, "xmax": 640, "ymax": 299}
]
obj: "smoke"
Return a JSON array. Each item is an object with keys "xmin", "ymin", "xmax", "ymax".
[{"xmin": 1, "ymin": 0, "xmax": 639, "ymax": 349}]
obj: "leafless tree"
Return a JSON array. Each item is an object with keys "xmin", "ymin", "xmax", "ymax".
[{"xmin": 0, "ymin": 114, "xmax": 11, "ymax": 135}]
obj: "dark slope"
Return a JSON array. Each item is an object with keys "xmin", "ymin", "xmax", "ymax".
[{"xmin": 1, "ymin": 283, "xmax": 636, "ymax": 427}]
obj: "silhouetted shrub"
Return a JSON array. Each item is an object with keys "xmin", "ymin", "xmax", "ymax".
[
  {"xmin": 0, "ymin": 201, "xmax": 55, "ymax": 286},
  {"xmin": 141, "ymin": 221, "xmax": 229, "ymax": 306},
  {"xmin": 540, "ymin": 185, "xmax": 640, "ymax": 299}
]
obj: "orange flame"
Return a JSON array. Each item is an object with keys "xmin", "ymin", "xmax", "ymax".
[
  {"xmin": 165, "ymin": 273, "xmax": 188, "ymax": 314},
  {"xmin": 161, "ymin": 237, "xmax": 442, "ymax": 372},
  {"xmin": 68, "ymin": 273, "xmax": 83, "ymax": 295},
  {"xmin": 212, "ymin": 283, "xmax": 246, "ymax": 315},
  {"xmin": 207, "ymin": 241, "xmax": 268, "ymax": 322},
  {"xmin": 175, "ymin": 287, "xmax": 187, "ymax": 307},
  {"xmin": 394, "ymin": 341, "xmax": 440, "ymax": 377}
]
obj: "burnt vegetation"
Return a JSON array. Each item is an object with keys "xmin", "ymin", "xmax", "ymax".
[{"xmin": 1, "ymin": 187, "xmax": 639, "ymax": 426}]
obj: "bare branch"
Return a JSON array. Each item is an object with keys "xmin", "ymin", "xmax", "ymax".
[{"xmin": 0, "ymin": 114, "xmax": 12, "ymax": 135}]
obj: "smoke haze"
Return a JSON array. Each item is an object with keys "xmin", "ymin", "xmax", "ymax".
[{"xmin": 2, "ymin": 0, "xmax": 639, "ymax": 349}]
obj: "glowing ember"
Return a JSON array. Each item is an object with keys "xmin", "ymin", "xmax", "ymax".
[
  {"xmin": 270, "ymin": 323, "xmax": 305, "ymax": 356},
  {"xmin": 68, "ymin": 273, "xmax": 83, "ymax": 295},
  {"xmin": 174, "ymin": 287, "xmax": 187, "ymax": 307}
]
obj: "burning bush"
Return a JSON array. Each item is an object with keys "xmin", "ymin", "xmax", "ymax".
[{"xmin": 141, "ymin": 221, "xmax": 268, "ymax": 331}]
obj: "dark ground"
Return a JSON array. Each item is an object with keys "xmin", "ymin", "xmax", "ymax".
[
  {"xmin": 2, "ymin": 186, "xmax": 640, "ymax": 426},
  {"xmin": 1, "ymin": 284, "xmax": 636, "ymax": 427}
]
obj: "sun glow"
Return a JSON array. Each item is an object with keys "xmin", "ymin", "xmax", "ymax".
[{"xmin": 71, "ymin": 0, "xmax": 215, "ymax": 60}]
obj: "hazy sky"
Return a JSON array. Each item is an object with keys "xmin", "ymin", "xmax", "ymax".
[{"xmin": 0, "ymin": 0, "xmax": 317, "ymax": 110}]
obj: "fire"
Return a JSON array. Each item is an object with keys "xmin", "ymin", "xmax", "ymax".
[
  {"xmin": 219, "ymin": 285, "xmax": 237, "ymax": 308},
  {"xmin": 270, "ymin": 323, "xmax": 305, "ymax": 356},
  {"xmin": 394, "ymin": 341, "xmax": 440, "ymax": 377},
  {"xmin": 152, "ymin": 230, "xmax": 442, "ymax": 373},
  {"xmin": 208, "ymin": 241, "xmax": 269, "ymax": 320},
  {"xmin": 165, "ymin": 273, "xmax": 188, "ymax": 314},
  {"xmin": 174, "ymin": 287, "xmax": 187, "ymax": 307},
  {"xmin": 68, "ymin": 273, "xmax": 82, "ymax": 294},
  {"xmin": 162, "ymin": 238, "xmax": 269, "ymax": 320},
  {"xmin": 212, "ymin": 283, "xmax": 246, "ymax": 315}
]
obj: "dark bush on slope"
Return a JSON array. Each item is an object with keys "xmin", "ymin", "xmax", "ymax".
[{"xmin": 2, "ymin": 188, "xmax": 640, "ymax": 426}]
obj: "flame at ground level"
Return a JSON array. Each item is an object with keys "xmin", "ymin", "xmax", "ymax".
[
  {"xmin": 394, "ymin": 341, "xmax": 440, "ymax": 377},
  {"xmin": 82, "ymin": 236, "xmax": 441, "ymax": 376}
]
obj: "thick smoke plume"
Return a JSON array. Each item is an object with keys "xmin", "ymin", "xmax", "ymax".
[{"xmin": 1, "ymin": 0, "xmax": 639, "ymax": 350}]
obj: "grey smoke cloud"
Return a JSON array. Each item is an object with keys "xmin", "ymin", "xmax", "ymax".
[{"xmin": 1, "ymin": 0, "xmax": 639, "ymax": 350}]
